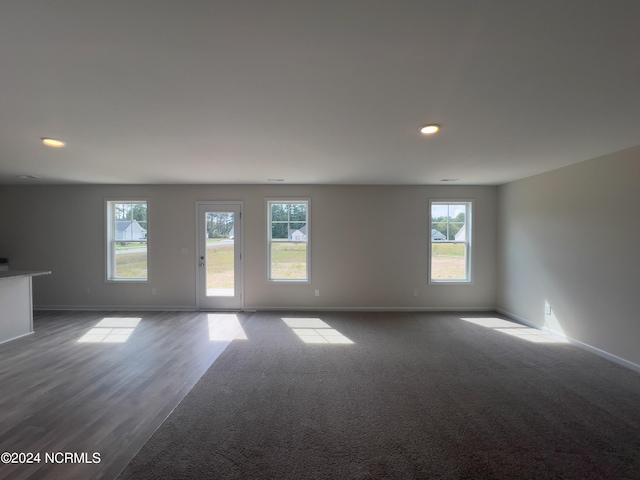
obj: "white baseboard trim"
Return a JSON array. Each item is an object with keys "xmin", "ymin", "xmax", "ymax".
[
  {"xmin": 0, "ymin": 331, "xmax": 34, "ymax": 345},
  {"xmin": 495, "ymin": 308, "xmax": 542, "ymax": 330},
  {"xmin": 34, "ymin": 305, "xmax": 496, "ymax": 313},
  {"xmin": 496, "ymin": 308, "xmax": 640, "ymax": 374},
  {"xmin": 34, "ymin": 305, "xmax": 197, "ymax": 312},
  {"xmin": 246, "ymin": 306, "xmax": 496, "ymax": 312}
]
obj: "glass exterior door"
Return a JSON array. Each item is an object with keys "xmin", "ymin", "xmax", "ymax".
[{"xmin": 197, "ymin": 203, "xmax": 243, "ymax": 310}]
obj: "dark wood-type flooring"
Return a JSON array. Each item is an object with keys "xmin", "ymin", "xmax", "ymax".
[{"xmin": 0, "ymin": 310, "xmax": 249, "ymax": 480}]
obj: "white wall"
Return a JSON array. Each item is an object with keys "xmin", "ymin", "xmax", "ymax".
[
  {"xmin": 497, "ymin": 146, "xmax": 640, "ymax": 366},
  {"xmin": 0, "ymin": 184, "xmax": 497, "ymax": 311}
]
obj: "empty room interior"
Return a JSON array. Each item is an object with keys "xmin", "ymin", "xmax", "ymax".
[{"xmin": 1, "ymin": 1, "xmax": 639, "ymax": 479}]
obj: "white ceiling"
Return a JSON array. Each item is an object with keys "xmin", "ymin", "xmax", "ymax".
[{"xmin": 1, "ymin": 1, "xmax": 639, "ymax": 185}]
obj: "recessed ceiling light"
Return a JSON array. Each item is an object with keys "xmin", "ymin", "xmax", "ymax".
[
  {"xmin": 440, "ymin": 178, "xmax": 459, "ymax": 182},
  {"xmin": 267, "ymin": 178, "xmax": 285, "ymax": 182},
  {"xmin": 41, "ymin": 137, "xmax": 65, "ymax": 148},
  {"xmin": 420, "ymin": 124, "xmax": 440, "ymax": 135}
]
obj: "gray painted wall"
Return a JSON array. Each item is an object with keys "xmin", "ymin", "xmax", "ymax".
[
  {"xmin": 497, "ymin": 146, "xmax": 640, "ymax": 366},
  {"xmin": 0, "ymin": 184, "xmax": 497, "ymax": 310}
]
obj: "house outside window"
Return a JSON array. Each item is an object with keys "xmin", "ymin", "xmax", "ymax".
[{"xmin": 106, "ymin": 200, "xmax": 148, "ymax": 281}]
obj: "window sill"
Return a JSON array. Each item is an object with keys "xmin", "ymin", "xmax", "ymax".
[
  {"xmin": 106, "ymin": 279, "xmax": 149, "ymax": 283},
  {"xmin": 268, "ymin": 279, "xmax": 310, "ymax": 284}
]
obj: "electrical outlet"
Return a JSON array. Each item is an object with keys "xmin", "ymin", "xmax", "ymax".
[
  {"xmin": 315, "ymin": 289, "xmax": 320, "ymax": 297},
  {"xmin": 84, "ymin": 287, "xmax": 91, "ymax": 295},
  {"xmin": 545, "ymin": 302, "xmax": 551, "ymax": 315},
  {"xmin": 152, "ymin": 288, "xmax": 157, "ymax": 296},
  {"xmin": 413, "ymin": 289, "xmax": 419, "ymax": 297}
]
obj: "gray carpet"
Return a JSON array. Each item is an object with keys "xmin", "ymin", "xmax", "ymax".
[{"xmin": 117, "ymin": 311, "xmax": 640, "ymax": 479}]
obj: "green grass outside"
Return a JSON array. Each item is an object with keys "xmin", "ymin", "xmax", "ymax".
[
  {"xmin": 207, "ymin": 238, "xmax": 229, "ymax": 244},
  {"xmin": 206, "ymin": 242, "xmax": 307, "ymax": 286},
  {"xmin": 115, "ymin": 241, "xmax": 458, "ymax": 283},
  {"xmin": 115, "ymin": 251, "xmax": 148, "ymax": 279},
  {"xmin": 115, "ymin": 242, "xmax": 147, "ymax": 250},
  {"xmin": 114, "ymin": 241, "xmax": 232, "ymax": 283},
  {"xmin": 432, "ymin": 242, "xmax": 464, "ymax": 256},
  {"xmin": 271, "ymin": 243, "xmax": 307, "ymax": 280},
  {"xmin": 113, "ymin": 242, "xmax": 235, "ymax": 287},
  {"xmin": 431, "ymin": 243, "xmax": 466, "ymax": 279},
  {"xmin": 207, "ymin": 244, "xmax": 234, "ymax": 288}
]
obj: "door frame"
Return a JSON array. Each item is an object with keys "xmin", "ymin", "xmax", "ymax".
[{"xmin": 195, "ymin": 201, "xmax": 244, "ymax": 311}]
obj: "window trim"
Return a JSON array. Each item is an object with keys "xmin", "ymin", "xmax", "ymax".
[
  {"xmin": 428, "ymin": 199, "xmax": 473, "ymax": 285},
  {"xmin": 105, "ymin": 198, "xmax": 149, "ymax": 283},
  {"xmin": 266, "ymin": 198, "xmax": 311, "ymax": 283}
]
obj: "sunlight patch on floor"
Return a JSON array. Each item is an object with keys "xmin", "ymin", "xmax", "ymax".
[
  {"xmin": 78, "ymin": 317, "xmax": 141, "ymax": 343},
  {"xmin": 460, "ymin": 317, "xmax": 567, "ymax": 344},
  {"xmin": 208, "ymin": 313, "xmax": 247, "ymax": 341},
  {"xmin": 282, "ymin": 317, "xmax": 354, "ymax": 344}
]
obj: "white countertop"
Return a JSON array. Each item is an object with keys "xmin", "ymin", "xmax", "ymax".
[{"xmin": 0, "ymin": 271, "xmax": 52, "ymax": 280}]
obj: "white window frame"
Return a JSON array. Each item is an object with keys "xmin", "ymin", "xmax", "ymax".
[
  {"xmin": 105, "ymin": 199, "xmax": 149, "ymax": 282},
  {"xmin": 429, "ymin": 200, "xmax": 473, "ymax": 284},
  {"xmin": 267, "ymin": 198, "xmax": 311, "ymax": 283}
]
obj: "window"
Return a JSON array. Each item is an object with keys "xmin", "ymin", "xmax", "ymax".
[
  {"xmin": 106, "ymin": 200, "xmax": 148, "ymax": 281},
  {"xmin": 267, "ymin": 200, "xmax": 309, "ymax": 282},
  {"xmin": 430, "ymin": 201, "xmax": 472, "ymax": 283}
]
